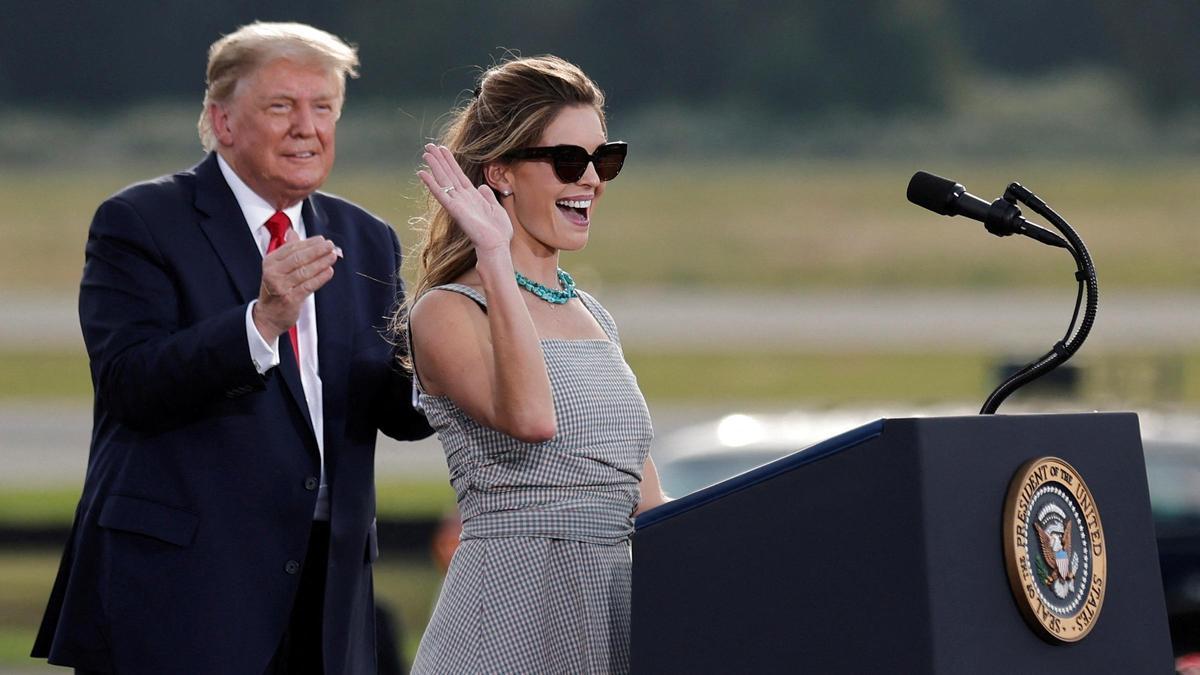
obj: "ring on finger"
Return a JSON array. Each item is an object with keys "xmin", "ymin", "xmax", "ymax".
[{"xmin": 440, "ymin": 185, "xmax": 455, "ymax": 194}]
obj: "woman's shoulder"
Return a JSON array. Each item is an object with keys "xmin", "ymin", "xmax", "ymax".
[
  {"xmin": 574, "ymin": 288, "xmax": 623, "ymax": 344},
  {"xmin": 411, "ymin": 282, "xmax": 487, "ymax": 326},
  {"xmin": 574, "ymin": 287, "xmax": 610, "ymax": 315}
]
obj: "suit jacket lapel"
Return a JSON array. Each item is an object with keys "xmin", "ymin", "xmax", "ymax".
[
  {"xmin": 305, "ymin": 196, "xmax": 351, "ymax": 476},
  {"xmin": 194, "ymin": 153, "xmax": 317, "ymax": 441},
  {"xmin": 194, "ymin": 153, "xmax": 260, "ymax": 304}
]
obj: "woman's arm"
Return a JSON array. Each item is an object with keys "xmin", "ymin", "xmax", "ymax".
[
  {"xmin": 410, "ymin": 145, "xmax": 556, "ymax": 443},
  {"xmin": 636, "ymin": 456, "xmax": 671, "ymax": 515}
]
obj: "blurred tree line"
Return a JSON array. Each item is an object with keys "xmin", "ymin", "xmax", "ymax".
[{"xmin": 1, "ymin": 0, "xmax": 1197, "ymax": 118}]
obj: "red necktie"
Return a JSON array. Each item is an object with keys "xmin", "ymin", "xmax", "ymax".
[{"xmin": 265, "ymin": 211, "xmax": 300, "ymax": 366}]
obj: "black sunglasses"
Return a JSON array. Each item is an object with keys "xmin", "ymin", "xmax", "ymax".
[{"xmin": 505, "ymin": 141, "xmax": 628, "ymax": 183}]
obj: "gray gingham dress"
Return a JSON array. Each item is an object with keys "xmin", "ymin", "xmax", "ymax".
[{"xmin": 411, "ymin": 284, "xmax": 653, "ymax": 674}]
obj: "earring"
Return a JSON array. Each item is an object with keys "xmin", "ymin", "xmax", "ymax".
[{"xmin": 500, "ymin": 189, "xmax": 512, "ymax": 197}]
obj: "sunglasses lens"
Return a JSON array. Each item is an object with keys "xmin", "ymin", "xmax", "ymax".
[
  {"xmin": 531, "ymin": 144, "xmax": 627, "ymax": 183},
  {"xmin": 594, "ymin": 145, "xmax": 626, "ymax": 181},
  {"xmin": 552, "ymin": 147, "xmax": 589, "ymax": 183}
]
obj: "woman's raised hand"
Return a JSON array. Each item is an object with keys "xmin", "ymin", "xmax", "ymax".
[{"xmin": 418, "ymin": 144, "xmax": 513, "ymax": 256}]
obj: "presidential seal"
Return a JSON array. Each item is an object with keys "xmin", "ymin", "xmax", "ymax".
[{"xmin": 1003, "ymin": 456, "xmax": 1106, "ymax": 643}]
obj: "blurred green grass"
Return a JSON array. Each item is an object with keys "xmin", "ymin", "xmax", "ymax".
[
  {"xmin": 0, "ymin": 480, "xmax": 457, "ymax": 527},
  {"xmin": 0, "ymin": 351, "xmax": 91, "ymax": 400},
  {"xmin": 372, "ymin": 554, "xmax": 446, "ymax": 666},
  {"xmin": 576, "ymin": 160, "xmax": 1200, "ymax": 291},
  {"xmin": 0, "ymin": 553, "xmax": 58, "ymax": 672},
  {"xmin": 628, "ymin": 351, "xmax": 991, "ymax": 404},
  {"xmin": 6, "ymin": 346, "xmax": 1198, "ymax": 406},
  {"xmin": 3, "ymin": 160, "xmax": 1199, "ymax": 292}
]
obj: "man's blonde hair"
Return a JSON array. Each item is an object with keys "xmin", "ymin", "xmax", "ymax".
[{"xmin": 198, "ymin": 21, "xmax": 360, "ymax": 151}]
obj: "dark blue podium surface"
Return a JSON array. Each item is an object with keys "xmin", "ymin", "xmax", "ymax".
[{"xmin": 631, "ymin": 413, "xmax": 1172, "ymax": 673}]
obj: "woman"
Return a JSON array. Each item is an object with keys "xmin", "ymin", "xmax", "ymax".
[{"xmin": 398, "ymin": 55, "xmax": 668, "ymax": 673}]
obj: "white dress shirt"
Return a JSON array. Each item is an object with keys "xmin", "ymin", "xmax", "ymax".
[{"xmin": 217, "ymin": 154, "xmax": 329, "ymax": 521}]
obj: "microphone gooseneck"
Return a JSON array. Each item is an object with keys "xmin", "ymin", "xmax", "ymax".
[{"xmin": 907, "ymin": 171, "xmax": 1099, "ymax": 414}]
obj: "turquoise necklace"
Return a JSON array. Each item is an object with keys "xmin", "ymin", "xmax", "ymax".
[{"xmin": 514, "ymin": 267, "xmax": 577, "ymax": 305}]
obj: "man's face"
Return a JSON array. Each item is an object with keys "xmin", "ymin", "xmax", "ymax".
[{"xmin": 210, "ymin": 58, "xmax": 341, "ymax": 209}]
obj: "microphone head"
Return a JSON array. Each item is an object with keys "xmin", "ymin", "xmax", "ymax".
[{"xmin": 907, "ymin": 170, "xmax": 964, "ymax": 216}]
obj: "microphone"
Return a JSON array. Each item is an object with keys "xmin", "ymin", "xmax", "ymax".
[
  {"xmin": 906, "ymin": 170, "xmax": 1100, "ymax": 414},
  {"xmin": 907, "ymin": 171, "xmax": 1070, "ymax": 249}
]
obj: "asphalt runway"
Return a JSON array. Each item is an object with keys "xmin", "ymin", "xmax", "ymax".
[
  {"xmin": 5, "ymin": 288, "xmax": 1200, "ymax": 352},
  {"xmin": 4, "ymin": 289, "xmax": 1198, "ymax": 485}
]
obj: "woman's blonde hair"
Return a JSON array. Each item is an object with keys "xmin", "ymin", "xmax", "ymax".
[
  {"xmin": 393, "ymin": 55, "xmax": 607, "ymax": 368},
  {"xmin": 198, "ymin": 21, "xmax": 359, "ymax": 151}
]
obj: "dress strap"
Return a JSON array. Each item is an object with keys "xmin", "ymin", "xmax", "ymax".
[
  {"xmin": 429, "ymin": 283, "xmax": 488, "ymax": 310},
  {"xmin": 575, "ymin": 289, "xmax": 622, "ymax": 345}
]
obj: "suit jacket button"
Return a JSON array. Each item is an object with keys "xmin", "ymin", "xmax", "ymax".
[
  {"xmin": 285, "ymin": 560, "xmax": 301, "ymax": 575},
  {"xmin": 304, "ymin": 477, "xmax": 319, "ymax": 491}
]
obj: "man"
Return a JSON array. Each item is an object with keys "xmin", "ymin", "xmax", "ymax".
[{"xmin": 32, "ymin": 22, "xmax": 431, "ymax": 674}]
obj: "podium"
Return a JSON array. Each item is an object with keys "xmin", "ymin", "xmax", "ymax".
[{"xmin": 631, "ymin": 413, "xmax": 1173, "ymax": 672}]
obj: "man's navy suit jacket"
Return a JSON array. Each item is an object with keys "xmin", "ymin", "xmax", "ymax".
[{"xmin": 32, "ymin": 152, "xmax": 432, "ymax": 674}]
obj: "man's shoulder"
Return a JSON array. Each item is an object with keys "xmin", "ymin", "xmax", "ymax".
[
  {"xmin": 310, "ymin": 190, "xmax": 401, "ymax": 250},
  {"xmin": 106, "ymin": 163, "xmax": 200, "ymax": 212},
  {"xmin": 311, "ymin": 190, "xmax": 389, "ymax": 228}
]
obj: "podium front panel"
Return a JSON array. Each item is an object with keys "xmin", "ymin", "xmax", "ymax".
[{"xmin": 632, "ymin": 413, "xmax": 1172, "ymax": 673}]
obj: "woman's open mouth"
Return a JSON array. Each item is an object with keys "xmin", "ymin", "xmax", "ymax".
[{"xmin": 555, "ymin": 198, "xmax": 592, "ymax": 226}]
